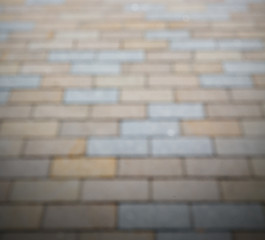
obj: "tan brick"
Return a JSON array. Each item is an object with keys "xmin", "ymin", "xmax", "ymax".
[
  {"xmin": 119, "ymin": 159, "xmax": 182, "ymax": 177},
  {"xmin": 51, "ymin": 158, "xmax": 116, "ymax": 177},
  {"xmin": 0, "ymin": 106, "xmax": 31, "ymax": 119},
  {"xmin": 24, "ymin": 139, "xmax": 86, "ymax": 156},
  {"xmin": 29, "ymin": 41, "xmax": 72, "ymax": 50},
  {"xmin": 175, "ymin": 63, "xmax": 222, "ymax": 73},
  {"xmin": 82, "ymin": 180, "xmax": 148, "ymax": 201},
  {"xmin": 244, "ymin": 51, "xmax": 265, "ymax": 60},
  {"xmin": 92, "ymin": 105, "xmax": 145, "ymax": 119},
  {"xmin": 11, "ymin": 180, "xmax": 79, "ymax": 202},
  {"xmin": 0, "ymin": 182, "xmax": 10, "ymax": 201},
  {"xmin": 33, "ymin": 106, "xmax": 89, "ymax": 119},
  {"xmin": 153, "ymin": 180, "xmax": 220, "ymax": 201},
  {"xmin": 186, "ymin": 159, "xmax": 250, "ymax": 177},
  {"xmin": 182, "ymin": 121, "xmax": 241, "ymax": 136},
  {"xmin": 0, "ymin": 205, "xmax": 42, "ymax": 230},
  {"xmin": 42, "ymin": 76, "xmax": 93, "ymax": 88},
  {"xmin": 10, "ymin": 90, "xmax": 63, "ymax": 103},
  {"xmin": 124, "ymin": 63, "xmax": 171, "ymax": 73},
  {"xmin": 80, "ymin": 232, "xmax": 154, "ymax": 240},
  {"xmin": 147, "ymin": 75, "xmax": 199, "ymax": 87},
  {"xmin": 177, "ymin": 90, "xmax": 229, "ymax": 102},
  {"xmin": 252, "ymin": 159, "xmax": 265, "ymax": 176},
  {"xmin": 234, "ymin": 233, "xmax": 265, "ymax": 240},
  {"xmin": 0, "ymin": 121, "xmax": 58, "ymax": 137},
  {"xmin": 207, "ymin": 104, "xmax": 262, "ymax": 118},
  {"xmin": 121, "ymin": 89, "xmax": 173, "ymax": 102},
  {"xmin": 21, "ymin": 64, "xmax": 69, "ymax": 74},
  {"xmin": 222, "ymin": 181, "xmax": 265, "ymax": 201},
  {"xmin": 5, "ymin": 52, "xmax": 47, "ymax": 62},
  {"xmin": 243, "ymin": 121, "xmax": 265, "ymax": 136},
  {"xmin": 253, "ymin": 75, "xmax": 265, "ymax": 87},
  {"xmin": 195, "ymin": 51, "xmax": 242, "ymax": 61},
  {"xmin": 231, "ymin": 90, "xmax": 265, "ymax": 101},
  {"xmin": 147, "ymin": 52, "xmax": 191, "ymax": 61},
  {"xmin": 77, "ymin": 41, "xmax": 119, "ymax": 49},
  {"xmin": 0, "ymin": 140, "xmax": 23, "ymax": 157},
  {"xmin": 95, "ymin": 76, "xmax": 145, "ymax": 87},
  {"xmin": 124, "ymin": 41, "xmax": 167, "ymax": 49},
  {"xmin": 0, "ymin": 64, "xmax": 19, "ymax": 74},
  {"xmin": 124, "ymin": 22, "xmax": 166, "ymax": 30}
]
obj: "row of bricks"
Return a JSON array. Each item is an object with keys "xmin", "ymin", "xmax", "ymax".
[{"xmin": 0, "ymin": 203, "xmax": 264, "ymax": 230}]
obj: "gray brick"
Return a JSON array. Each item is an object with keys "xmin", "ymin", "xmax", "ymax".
[
  {"xmin": 224, "ymin": 61, "xmax": 265, "ymax": 74},
  {"xmin": 0, "ymin": 91, "xmax": 9, "ymax": 104},
  {"xmin": 148, "ymin": 104, "xmax": 204, "ymax": 119},
  {"xmin": 2, "ymin": 233, "xmax": 76, "ymax": 240},
  {"xmin": 64, "ymin": 89, "xmax": 118, "ymax": 104},
  {"xmin": 200, "ymin": 75, "xmax": 252, "ymax": 88},
  {"xmin": 0, "ymin": 160, "xmax": 49, "ymax": 178},
  {"xmin": 152, "ymin": 138, "xmax": 213, "ymax": 157},
  {"xmin": 171, "ymin": 40, "xmax": 216, "ymax": 50},
  {"xmin": 193, "ymin": 204, "xmax": 265, "ymax": 229},
  {"xmin": 216, "ymin": 138, "xmax": 265, "ymax": 156},
  {"xmin": 44, "ymin": 205, "xmax": 115, "ymax": 229},
  {"xmin": 87, "ymin": 138, "xmax": 148, "ymax": 156},
  {"xmin": 0, "ymin": 76, "xmax": 40, "ymax": 89},
  {"xmin": 0, "ymin": 33, "xmax": 8, "ymax": 42},
  {"xmin": 121, "ymin": 120, "xmax": 179, "ymax": 136},
  {"xmin": 125, "ymin": 3, "xmax": 164, "ymax": 12},
  {"xmin": 97, "ymin": 50, "xmax": 145, "ymax": 62},
  {"xmin": 119, "ymin": 204, "xmax": 190, "ymax": 229},
  {"xmin": 157, "ymin": 232, "xmax": 231, "ymax": 240},
  {"xmin": 27, "ymin": 0, "xmax": 64, "ymax": 5},
  {"xmin": 0, "ymin": 22, "xmax": 34, "ymax": 32},
  {"xmin": 146, "ymin": 30, "xmax": 189, "ymax": 40},
  {"xmin": 49, "ymin": 51, "xmax": 95, "ymax": 62},
  {"xmin": 72, "ymin": 63, "xmax": 120, "ymax": 75},
  {"xmin": 80, "ymin": 232, "xmax": 153, "ymax": 240},
  {"xmin": 0, "ymin": 182, "xmax": 10, "ymax": 201},
  {"xmin": 243, "ymin": 121, "xmax": 265, "ymax": 136},
  {"xmin": 218, "ymin": 40, "xmax": 263, "ymax": 50}
]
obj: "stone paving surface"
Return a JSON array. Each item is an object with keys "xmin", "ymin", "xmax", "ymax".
[{"xmin": 0, "ymin": 0, "xmax": 265, "ymax": 239}]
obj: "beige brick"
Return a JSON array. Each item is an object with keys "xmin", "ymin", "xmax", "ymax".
[
  {"xmin": 42, "ymin": 76, "xmax": 93, "ymax": 88},
  {"xmin": 5, "ymin": 52, "xmax": 47, "ymax": 62},
  {"xmin": 182, "ymin": 121, "xmax": 241, "ymax": 136},
  {"xmin": 207, "ymin": 104, "xmax": 262, "ymax": 118},
  {"xmin": 0, "ymin": 140, "xmax": 23, "ymax": 157},
  {"xmin": 11, "ymin": 180, "xmax": 79, "ymax": 202},
  {"xmin": 147, "ymin": 75, "xmax": 199, "ymax": 87},
  {"xmin": 33, "ymin": 106, "xmax": 89, "ymax": 119},
  {"xmin": 231, "ymin": 90, "xmax": 265, "ymax": 101},
  {"xmin": 0, "ymin": 64, "xmax": 19, "ymax": 74},
  {"xmin": 95, "ymin": 76, "xmax": 145, "ymax": 87},
  {"xmin": 124, "ymin": 41, "xmax": 167, "ymax": 49},
  {"xmin": 0, "ymin": 205, "xmax": 42, "ymax": 230},
  {"xmin": 252, "ymin": 159, "xmax": 265, "ymax": 176},
  {"xmin": 0, "ymin": 106, "xmax": 31, "ymax": 119},
  {"xmin": 121, "ymin": 89, "xmax": 173, "ymax": 102},
  {"xmin": 77, "ymin": 41, "xmax": 119, "ymax": 49},
  {"xmin": 175, "ymin": 63, "xmax": 222, "ymax": 73},
  {"xmin": 0, "ymin": 182, "xmax": 10, "ymax": 201},
  {"xmin": 0, "ymin": 121, "xmax": 58, "ymax": 137},
  {"xmin": 21, "ymin": 64, "xmax": 69, "ymax": 74},
  {"xmin": 235, "ymin": 233, "xmax": 265, "ymax": 240},
  {"xmin": 82, "ymin": 180, "xmax": 148, "ymax": 201},
  {"xmin": 253, "ymin": 75, "xmax": 265, "ymax": 87},
  {"xmin": 186, "ymin": 159, "xmax": 250, "ymax": 177},
  {"xmin": 10, "ymin": 90, "xmax": 63, "ymax": 103},
  {"xmin": 177, "ymin": 90, "xmax": 229, "ymax": 102},
  {"xmin": 80, "ymin": 232, "xmax": 154, "ymax": 240},
  {"xmin": 124, "ymin": 63, "xmax": 171, "ymax": 73},
  {"xmin": 147, "ymin": 52, "xmax": 191, "ymax": 61},
  {"xmin": 119, "ymin": 159, "xmax": 182, "ymax": 177},
  {"xmin": 124, "ymin": 22, "xmax": 166, "ymax": 30},
  {"xmin": 29, "ymin": 41, "xmax": 72, "ymax": 50},
  {"xmin": 24, "ymin": 139, "xmax": 85, "ymax": 156},
  {"xmin": 153, "ymin": 180, "xmax": 220, "ymax": 201},
  {"xmin": 222, "ymin": 181, "xmax": 265, "ymax": 201},
  {"xmin": 244, "ymin": 52, "xmax": 265, "ymax": 60},
  {"xmin": 60, "ymin": 121, "xmax": 118, "ymax": 136},
  {"xmin": 51, "ymin": 158, "xmax": 116, "ymax": 177},
  {"xmin": 92, "ymin": 105, "xmax": 145, "ymax": 119},
  {"xmin": 243, "ymin": 121, "xmax": 265, "ymax": 136},
  {"xmin": 195, "ymin": 51, "xmax": 242, "ymax": 61}
]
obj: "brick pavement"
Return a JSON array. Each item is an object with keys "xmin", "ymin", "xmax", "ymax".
[{"xmin": 0, "ymin": 0, "xmax": 265, "ymax": 239}]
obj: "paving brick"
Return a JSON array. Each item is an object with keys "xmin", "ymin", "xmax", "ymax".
[
  {"xmin": 25, "ymin": 139, "xmax": 86, "ymax": 156},
  {"xmin": 97, "ymin": 50, "xmax": 145, "ymax": 62},
  {"xmin": 49, "ymin": 51, "xmax": 95, "ymax": 62},
  {"xmin": 222, "ymin": 181, "xmax": 265, "ymax": 201},
  {"xmin": 72, "ymin": 63, "xmax": 120, "ymax": 75},
  {"xmin": 51, "ymin": 158, "xmax": 116, "ymax": 177},
  {"xmin": 0, "ymin": 64, "xmax": 19, "ymax": 74},
  {"xmin": 21, "ymin": 64, "xmax": 69, "ymax": 74},
  {"xmin": 0, "ymin": 91, "xmax": 9, "ymax": 104},
  {"xmin": 118, "ymin": 159, "xmax": 182, "ymax": 177},
  {"xmin": 0, "ymin": 121, "xmax": 58, "ymax": 137},
  {"xmin": 207, "ymin": 104, "xmax": 262, "ymax": 118},
  {"xmin": 215, "ymin": 138, "xmax": 265, "ymax": 156},
  {"xmin": 146, "ymin": 30, "xmax": 189, "ymax": 39},
  {"xmin": 29, "ymin": 41, "xmax": 72, "ymax": 50},
  {"xmin": 0, "ymin": 205, "xmax": 42, "ymax": 229},
  {"xmin": 0, "ymin": 160, "xmax": 49, "ymax": 178},
  {"xmin": 218, "ymin": 40, "xmax": 264, "ymax": 50},
  {"xmin": 2, "ymin": 233, "xmax": 76, "ymax": 240},
  {"xmin": 193, "ymin": 204, "xmax": 265, "ymax": 229},
  {"xmin": 124, "ymin": 41, "xmax": 167, "ymax": 49},
  {"xmin": 243, "ymin": 121, "xmax": 265, "ymax": 136},
  {"xmin": 64, "ymin": 89, "xmax": 118, "ymax": 104},
  {"xmin": 0, "ymin": 140, "xmax": 23, "ymax": 157},
  {"xmin": 42, "ymin": 76, "xmax": 93, "ymax": 88},
  {"xmin": 157, "ymin": 232, "xmax": 231, "ymax": 240},
  {"xmin": 77, "ymin": 41, "xmax": 119, "ymax": 49},
  {"xmin": 11, "ymin": 180, "xmax": 79, "ymax": 201},
  {"xmin": 0, "ymin": 106, "xmax": 31, "ymax": 119},
  {"xmin": 224, "ymin": 61, "xmax": 265, "ymax": 74},
  {"xmin": 0, "ymin": 75, "xmax": 40, "ymax": 89},
  {"xmin": 200, "ymin": 75, "xmax": 252, "ymax": 88},
  {"xmin": 33, "ymin": 106, "xmax": 89, "ymax": 119},
  {"xmin": 186, "ymin": 159, "xmax": 250, "ymax": 177},
  {"xmin": 87, "ymin": 138, "xmax": 148, "ymax": 157},
  {"xmin": 252, "ymin": 159, "xmax": 265, "ymax": 176},
  {"xmin": 171, "ymin": 40, "xmax": 216, "ymax": 50},
  {"xmin": 234, "ymin": 233, "xmax": 265, "ymax": 240},
  {"xmin": 82, "ymin": 180, "xmax": 148, "ymax": 201},
  {"xmin": 182, "ymin": 121, "xmax": 241, "ymax": 136},
  {"xmin": 27, "ymin": 0, "xmax": 65, "ymax": 5},
  {"xmin": 124, "ymin": 63, "xmax": 171, "ymax": 73},
  {"xmin": 231, "ymin": 90, "xmax": 265, "ymax": 101},
  {"xmin": 0, "ymin": 22, "xmax": 34, "ymax": 32},
  {"xmin": 195, "ymin": 51, "xmax": 241, "ymax": 61},
  {"xmin": 121, "ymin": 120, "xmax": 179, "ymax": 137},
  {"xmin": 152, "ymin": 138, "xmax": 213, "ymax": 157},
  {"xmin": 119, "ymin": 204, "xmax": 190, "ymax": 229},
  {"xmin": 0, "ymin": 182, "xmax": 10, "ymax": 201},
  {"xmin": 92, "ymin": 105, "xmax": 145, "ymax": 119},
  {"xmin": 148, "ymin": 104, "xmax": 204, "ymax": 119},
  {"xmin": 56, "ymin": 31, "xmax": 98, "ymax": 39},
  {"xmin": 95, "ymin": 76, "xmax": 145, "ymax": 87},
  {"xmin": 43, "ymin": 205, "xmax": 115, "ymax": 229},
  {"xmin": 147, "ymin": 75, "xmax": 199, "ymax": 87},
  {"xmin": 177, "ymin": 90, "xmax": 229, "ymax": 102},
  {"xmin": 153, "ymin": 180, "xmax": 219, "ymax": 201},
  {"xmin": 80, "ymin": 232, "xmax": 153, "ymax": 240},
  {"xmin": 147, "ymin": 52, "xmax": 191, "ymax": 61}
]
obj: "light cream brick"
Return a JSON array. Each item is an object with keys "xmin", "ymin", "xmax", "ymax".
[
  {"xmin": 29, "ymin": 41, "xmax": 72, "ymax": 50},
  {"xmin": 252, "ymin": 159, "xmax": 265, "ymax": 176},
  {"xmin": 124, "ymin": 64, "xmax": 171, "ymax": 73},
  {"xmin": 186, "ymin": 159, "xmax": 250, "ymax": 177},
  {"xmin": 243, "ymin": 121, "xmax": 265, "ymax": 136},
  {"xmin": 119, "ymin": 159, "xmax": 182, "ymax": 177},
  {"xmin": 0, "ymin": 64, "xmax": 19, "ymax": 74},
  {"xmin": 125, "ymin": 22, "xmax": 166, "ymax": 30},
  {"xmin": 51, "ymin": 158, "xmax": 116, "ymax": 177},
  {"xmin": 24, "ymin": 139, "xmax": 85, "ymax": 156},
  {"xmin": 0, "ymin": 106, "xmax": 31, "ymax": 119},
  {"xmin": 148, "ymin": 75, "xmax": 199, "ymax": 87},
  {"xmin": 231, "ymin": 90, "xmax": 265, "ymax": 101},
  {"xmin": 21, "ymin": 64, "xmax": 69, "ymax": 74},
  {"xmin": 95, "ymin": 76, "xmax": 145, "ymax": 87},
  {"xmin": 77, "ymin": 41, "xmax": 119, "ymax": 49},
  {"xmin": 182, "ymin": 121, "xmax": 241, "ymax": 136},
  {"xmin": 177, "ymin": 90, "xmax": 229, "ymax": 102},
  {"xmin": 175, "ymin": 63, "xmax": 222, "ymax": 73},
  {"xmin": 195, "ymin": 51, "xmax": 242, "ymax": 61},
  {"xmin": 0, "ymin": 140, "xmax": 23, "ymax": 157},
  {"xmin": 222, "ymin": 181, "xmax": 265, "ymax": 201},
  {"xmin": 0, "ymin": 121, "xmax": 58, "ymax": 137},
  {"xmin": 253, "ymin": 75, "xmax": 265, "ymax": 87},
  {"xmin": 124, "ymin": 41, "xmax": 167, "ymax": 49},
  {"xmin": 42, "ymin": 76, "xmax": 93, "ymax": 88},
  {"xmin": 147, "ymin": 52, "xmax": 191, "ymax": 61}
]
